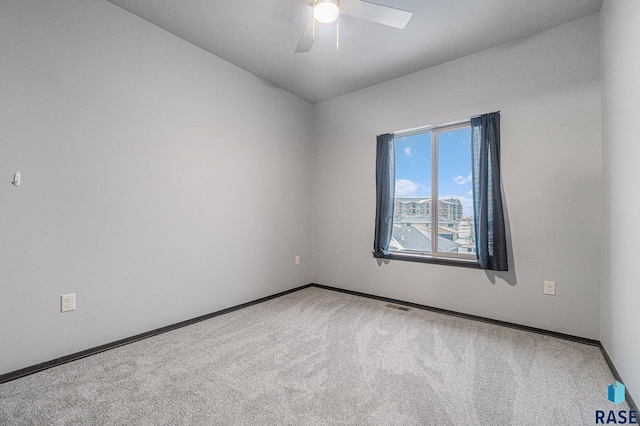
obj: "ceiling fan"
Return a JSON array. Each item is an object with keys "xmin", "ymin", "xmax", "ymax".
[{"xmin": 295, "ymin": 0, "xmax": 413, "ymax": 53}]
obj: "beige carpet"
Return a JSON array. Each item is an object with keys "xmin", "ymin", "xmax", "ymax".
[{"xmin": 0, "ymin": 287, "xmax": 629, "ymax": 425}]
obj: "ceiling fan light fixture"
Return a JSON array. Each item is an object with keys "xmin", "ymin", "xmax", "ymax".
[{"xmin": 314, "ymin": 0, "xmax": 340, "ymax": 24}]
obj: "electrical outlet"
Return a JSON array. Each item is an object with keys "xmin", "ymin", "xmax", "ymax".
[
  {"xmin": 61, "ymin": 293, "xmax": 76, "ymax": 312},
  {"xmin": 295, "ymin": 255, "xmax": 301, "ymax": 266},
  {"xmin": 543, "ymin": 281, "xmax": 556, "ymax": 296}
]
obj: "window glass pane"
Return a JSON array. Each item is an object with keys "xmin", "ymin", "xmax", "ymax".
[
  {"xmin": 390, "ymin": 132, "xmax": 432, "ymax": 253},
  {"xmin": 437, "ymin": 127, "xmax": 475, "ymax": 255}
]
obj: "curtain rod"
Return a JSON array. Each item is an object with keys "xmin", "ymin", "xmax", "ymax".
[{"xmin": 379, "ymin": 111, "xmax": 500, "ymax": 138}]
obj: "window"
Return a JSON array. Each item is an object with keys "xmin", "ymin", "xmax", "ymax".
[
  {"xmin": 374, "ymin": 112, "xmax": 508, "ymax": 270},
  {"xmin": 390, "ymin": 120, "xmax": 476, "ymax": 262}
]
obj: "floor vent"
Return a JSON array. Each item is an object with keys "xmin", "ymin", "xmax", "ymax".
[{"xmin": 385, "ymin": 304, "xmax": 411, "ymax": 312}]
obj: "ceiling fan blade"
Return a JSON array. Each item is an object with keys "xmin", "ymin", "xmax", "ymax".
[
  {"xmin": 341, "ymin": 0, "xmax": 413, "ymax": 29},
  {"xmin": 295, "ymin": 15, "xmax": 321, "ymax": 53}
]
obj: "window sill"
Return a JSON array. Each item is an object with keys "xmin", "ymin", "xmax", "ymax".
[{"xmin": 373, "ymin": 252, "xmax": 481, "ymax": 269}]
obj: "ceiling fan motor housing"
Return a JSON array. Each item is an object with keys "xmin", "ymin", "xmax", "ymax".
[{"xmin": 297, "ymin": 0, "xmax": 412, "ymax": 53}]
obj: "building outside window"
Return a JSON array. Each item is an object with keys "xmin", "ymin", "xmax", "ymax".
[{"xmin": 389, "ymin": 120, "xmax": 476, "ymax": 259}]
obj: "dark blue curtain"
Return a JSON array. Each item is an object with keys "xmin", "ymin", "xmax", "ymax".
[
  {"xmin": 471, "ymin": 112, "xmax": 508, "ymax": 271},
  {"xmin": 374, "ymin": 133, "xmax": 395, "ymax": 257}
]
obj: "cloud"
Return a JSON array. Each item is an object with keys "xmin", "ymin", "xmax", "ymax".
[
  {"xmin": 395, "ymin": 179, "xmax": 418, "ymax": 196},
  {"xmin": 403, "ymin": 146, "xmax": 413, "ymax": 156},
  {"xmin": 418, "ymin": 183, "xmax": 431, "ymax": 196},
  {"xmin": 454, "ymin": 173, "xmax": 472, "ymax": 185}
]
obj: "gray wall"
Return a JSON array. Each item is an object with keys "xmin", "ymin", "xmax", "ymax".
[
  {"xmin": 312, "ymin": 14, "xmax": 602, "ymax": 339},
  {"xmin": 600, "ymin": 0, "xmax": 640, "ymax": 402},
  {"xmin": 0, "ymin": 0, "xmax": 313, "ymax": 375}
]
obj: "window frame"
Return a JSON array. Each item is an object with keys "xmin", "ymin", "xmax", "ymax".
[{"xmin": 386, "ymin": 118, "xmax": 480, "ymax": 267}]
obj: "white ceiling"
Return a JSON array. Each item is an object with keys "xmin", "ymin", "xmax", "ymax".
[{"xmin": 106, "ymin": 0, "xmax": 602, "ymax": 104}]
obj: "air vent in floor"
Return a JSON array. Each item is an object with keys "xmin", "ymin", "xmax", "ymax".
[{"xmin": 385, "ymin": 303, "xmax": 411, "ymax": 312}]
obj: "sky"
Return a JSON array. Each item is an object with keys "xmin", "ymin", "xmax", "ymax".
[{"xmin": 395, "ymin": 127, "xmax": 474, "ymax": 219}]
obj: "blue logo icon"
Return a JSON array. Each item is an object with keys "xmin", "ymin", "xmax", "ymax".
[{"xmin": 608, "ymin": 381, "xmax": 625, "ymax": 405}]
